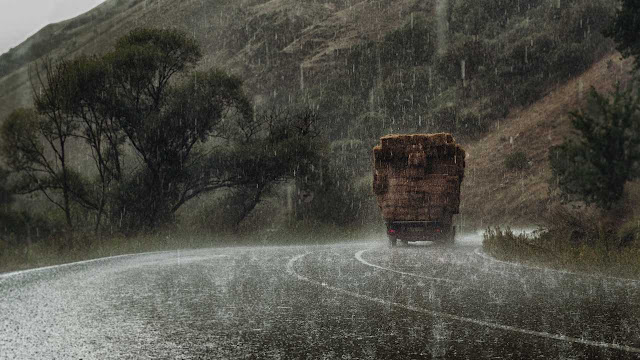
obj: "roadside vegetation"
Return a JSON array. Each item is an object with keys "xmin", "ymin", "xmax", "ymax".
[
  {"xmin": 0, "ymin": 222, "xmax": 373, "ymax": 274},
  {"xmin": 0, "ymin": 27, "xmax": 376, "ymax": 273},
  {"xmin": 0, "ymin": 0, "xmax": 635, "ymax": 274},
  {"xmin": 484, "ymin": 81, "xmax": 640, "ymax": 278},
  {"xmin": 484, "ymin": 0, "xmax": 640, "ymax": 277},
  {"xmin": 484, "ymin": 208, "xmax": 640, "ymax": 279}
]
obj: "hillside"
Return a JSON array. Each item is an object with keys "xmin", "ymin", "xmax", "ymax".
[
  {"xmin": 0, "ymin": 0, "xmax": 626, "ymax": 230},
  {"xmin": 0, "ymin": 0, "xmax": 424, "ymax": 121},
  {"xmin": 459, "ymin": 54, "xmax": 634, "ymax": 228}
]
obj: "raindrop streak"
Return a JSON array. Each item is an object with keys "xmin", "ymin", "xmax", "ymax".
[{"xmin": 436, "ymin": 0, "xmax": 449, "ymax": 56}]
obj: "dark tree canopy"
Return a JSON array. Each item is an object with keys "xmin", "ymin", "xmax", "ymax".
[
  {"xmin": 0, "ymin": 168, "xmax": 13, "ymax": 208},
  {"xmin": 100, "ymin": 28, "xmax": 253, "ymax": 230},
  {"xmin": 604, "ymin": 0, "xmax": 640, "ymax": 71},
  {"xmin": 110, "ymin": 27, "xmax": 202, "ymax": 106},
  {"xmin": 549, "ymin": 85, "xmax": 640, "ymax": 209},
  {"xmin": 114, "ymin": 69, "xmax": 255, "ymax": 230},
  {"xmin": 0, "ymin": 106, "xmax": 77, "ymax": 230},
  {"xmin": 1, "ymin": 27, "xmax": 323, "ymax": 234},
  {"xmin": 0, "ymin": 109, "xmax": 41, "ymax": 175}
]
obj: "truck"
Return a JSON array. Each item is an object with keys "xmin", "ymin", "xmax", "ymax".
[{"xmin": 372, "ymin": 133, "xmax": 465, "ymax": 246}]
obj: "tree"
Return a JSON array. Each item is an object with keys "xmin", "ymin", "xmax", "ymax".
[
  {"xmin": 304, "ymin": 139, "xmax": 371, "ymax": 226},
  {"xmin": 2, "ymin": 55, "xmax": 127, "ymax": 237},
  {"xmin": 3, "ymin": 28, "xmax": 324, "ymax": 234},
  {"xmin": 102, "ymin": 28, "xmax": 259, "ymax": 230},
  {"xmin": 30, "ymin": 58, "xmax": 84, "ymax": 230},
  {"xmin": 0, "ymin": 107, "xmax": 78, "ymax": 233},
  {"xmin": 211, "ymin": 107, "xmax": 325, "ymax": 229},
  {"xmin": 52, "ymin": 55, "xmax": 123, "ymax": 234},
  {"xmin": 0, "ymin": 167, "xmax": 12, "ymax": 210},
  {"xmin": 111, "ymin": 67, "xmax": 254, "ymax": 230},
  {"xmin": 604, "ymin": 0, "xmax": 640, "ymax": 71},
  {"xmin": 105, "ymin": 28, "xmax": 324, "ymax": 231},
  {"xmin": 549, "ymin": 84, "xmax": 640, "ymax": 209},
  {"xmin": 1, "ymin": 167, "xmax": 19, "ymax": 251}
]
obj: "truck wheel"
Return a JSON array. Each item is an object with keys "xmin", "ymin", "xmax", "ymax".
[
  {"xmin": 446, "ymin": 227, "xmax": 456, "ymax": 245},
  {"xmin": 388, "ymin": 235, "xmax": 397, "ymax": 247}
]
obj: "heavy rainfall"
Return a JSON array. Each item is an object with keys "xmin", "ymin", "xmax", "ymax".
[{"xmin": 0, "ymin": 0, "xmax": 639, "ymax": 358}]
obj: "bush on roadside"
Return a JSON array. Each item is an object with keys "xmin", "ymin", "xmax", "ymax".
[
  {"xmin": 303, "ymin": 140, "xmax": 375, "ymax": 227},
  {"xmin": 618, "ymin": 217, "xmax": 640, "ymax": 247},
  {"xmin": 483, "ymin": 227, "xmax": 542, "ymax": 261},
  {"xmin": 0, "ymin": 209, "xmax": 64, "ymax": 254},
  {"xmin": 483, "ymin": 206, "xmax": 640, "ymax": 278}
]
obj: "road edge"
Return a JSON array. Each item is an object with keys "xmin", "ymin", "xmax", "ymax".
[
  {"xmin": 0, "ymin": 250, "xmax": 174, "ymax": 280},
  {"xmin": 473, "ymin": 247, "xmax": 640, "ymax": 284}
]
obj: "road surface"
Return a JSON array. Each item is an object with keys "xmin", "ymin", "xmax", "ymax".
[{"xmin": 1, "ymin": 232, "xmax": 639, "ymax": 359}]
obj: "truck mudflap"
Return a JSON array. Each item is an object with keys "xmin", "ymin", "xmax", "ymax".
[{"xmin": 386, "ymin": 221, "xmax": 454, "ymax": 246}]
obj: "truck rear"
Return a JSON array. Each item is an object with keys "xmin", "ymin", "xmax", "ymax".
[{"xmin": 372, "ymin": 133, "xmax": 465, "ymax": 246}]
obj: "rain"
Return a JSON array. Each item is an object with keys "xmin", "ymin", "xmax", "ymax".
[{"xmin": 0, "ymin": 0, "xmax": 639, "ymax": 358}]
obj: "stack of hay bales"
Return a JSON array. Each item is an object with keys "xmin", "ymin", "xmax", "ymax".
[{"xmin": 372, "ymin": 133, "xmax": 465, "ymax": 223}]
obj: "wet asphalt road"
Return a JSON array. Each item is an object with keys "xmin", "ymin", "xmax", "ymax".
[{"xmin": 1, "ymin": 233, "xmax": 640, "ymax": 359}]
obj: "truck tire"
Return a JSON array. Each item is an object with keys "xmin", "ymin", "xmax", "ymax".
[
  {"xmin": 388, "ymin": 235, "xmax": 397, "ymax": 247},
  {"xmin": 446, "ymin": 227, "xmax": 456, "ymax": 245}
]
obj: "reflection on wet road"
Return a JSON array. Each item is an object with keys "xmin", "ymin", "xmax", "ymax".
[{"xmin": 1, "ymin": 233, "xmax": 639, "ymax": 359}]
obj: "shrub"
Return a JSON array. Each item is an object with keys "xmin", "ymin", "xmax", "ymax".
[
  {"xmin": 618, "ymin": 217, "xmax": 640, "ymax": 247},
  {"xmin": 604, "ymin": 0, "xmax": 640, "ymax": 71},
  {"xmin": 0, "ymin": 210, "xmax": 61, "ymax": 249},
  {"xmin": 304, "ymin": 140, "xmax": 373, "ymax": 226},
  {"xmin": 549, "ymin": 84, "xmax": 640, "ymax": 209},
  {"xmin": 197, "ymin": 188, "xmax": 267, "ymax": 233},
  {"xmin": 482, "ymin": 206, "xmax": 640, "ymax": 277},
  {"xmin": 504, "ymin": 151, "xmax": 530, "ymax": 171},
  {"xmin": 457, "ymin": 111, "xmax": 488, "ymax": 138}
]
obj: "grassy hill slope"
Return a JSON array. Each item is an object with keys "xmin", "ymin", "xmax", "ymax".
[
  {"xmin": 0, "ymin": 0, "xmax": 423, "ymax": 120},
  {"xmin": 459, "ymin": 54, "xmax": 634, "ymax": 228},
  {"xmin": 0, "ymin": 0, "xmax": 627, "ymax": 230}
]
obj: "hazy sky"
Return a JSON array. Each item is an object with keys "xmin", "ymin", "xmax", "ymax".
[{"xmin": 0, "ymin": 0, "xmax": 105, "ymax": 55}]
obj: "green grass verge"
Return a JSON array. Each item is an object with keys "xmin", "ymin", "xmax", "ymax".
[
  {"xmin": 483, "ymin": 227, "xmax": 640, "ymax": 280},
  {"xmin": 0, "ymin": 223, "xmax": 378, "ymax": 275},
  {"xmin": 0, "ymin": 231, "xmax": 222, "ymax": 274}
]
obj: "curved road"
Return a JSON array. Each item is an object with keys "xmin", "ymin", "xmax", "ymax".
[{"xmin": 1, "ymin": 232, "xmax": 639, "ymax": 359}]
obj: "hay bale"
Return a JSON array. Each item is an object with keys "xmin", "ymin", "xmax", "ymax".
[
  {"xmin": 380, "ymin": 133, "xmax": 454, "ymax": 149},
  {"xmin": 408, "ymin": 151, "xmax": 427, "ymax": 167},
  {"xmin": 373, "ymin": 135, "xmax": 466, "ymax": 170},
  {"xmin": 372, "ymin": 172, "xmax": 387, "ymax": 195},
  {"xmin": 372, "ymin": 133, "xmax": 465, "ymax": 222}
]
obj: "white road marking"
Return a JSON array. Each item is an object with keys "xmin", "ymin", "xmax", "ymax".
[
  {"xmin": 0, "ymin": 252, "xmax": 164, "ymax": 280},
  {"xmin": 0, "ymin": 251, "xmax": 228, "ymax": 281},
  {"xmin": 474, "ymin": 248, "xmax": 640, "ymax": 285},
  {"xmin": 355, "ymin": 249, "xmax": 465, "ymax": 285},
  {"xmin": 355, "ymin": 248, "xmax": 546, "ymax": 295},
  {"xmin": 288, "ymin": 253, "xmax": 640, "ymax": 354}
]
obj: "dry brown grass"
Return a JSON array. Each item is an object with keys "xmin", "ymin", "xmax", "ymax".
[
  {"xmin": 459, "ymin": 54, "xmax": 635, "ymax": 228},
  {"xmin": 484, "ymin": 199, "xmax": 640, "ymax": 279},
  {"xmin": 294, "ymin": 0, "xmax": 425, "ymax": 67},
  {"xmin": 483, "ymin": 226, "xmax": 640, "ymax": 280}
]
